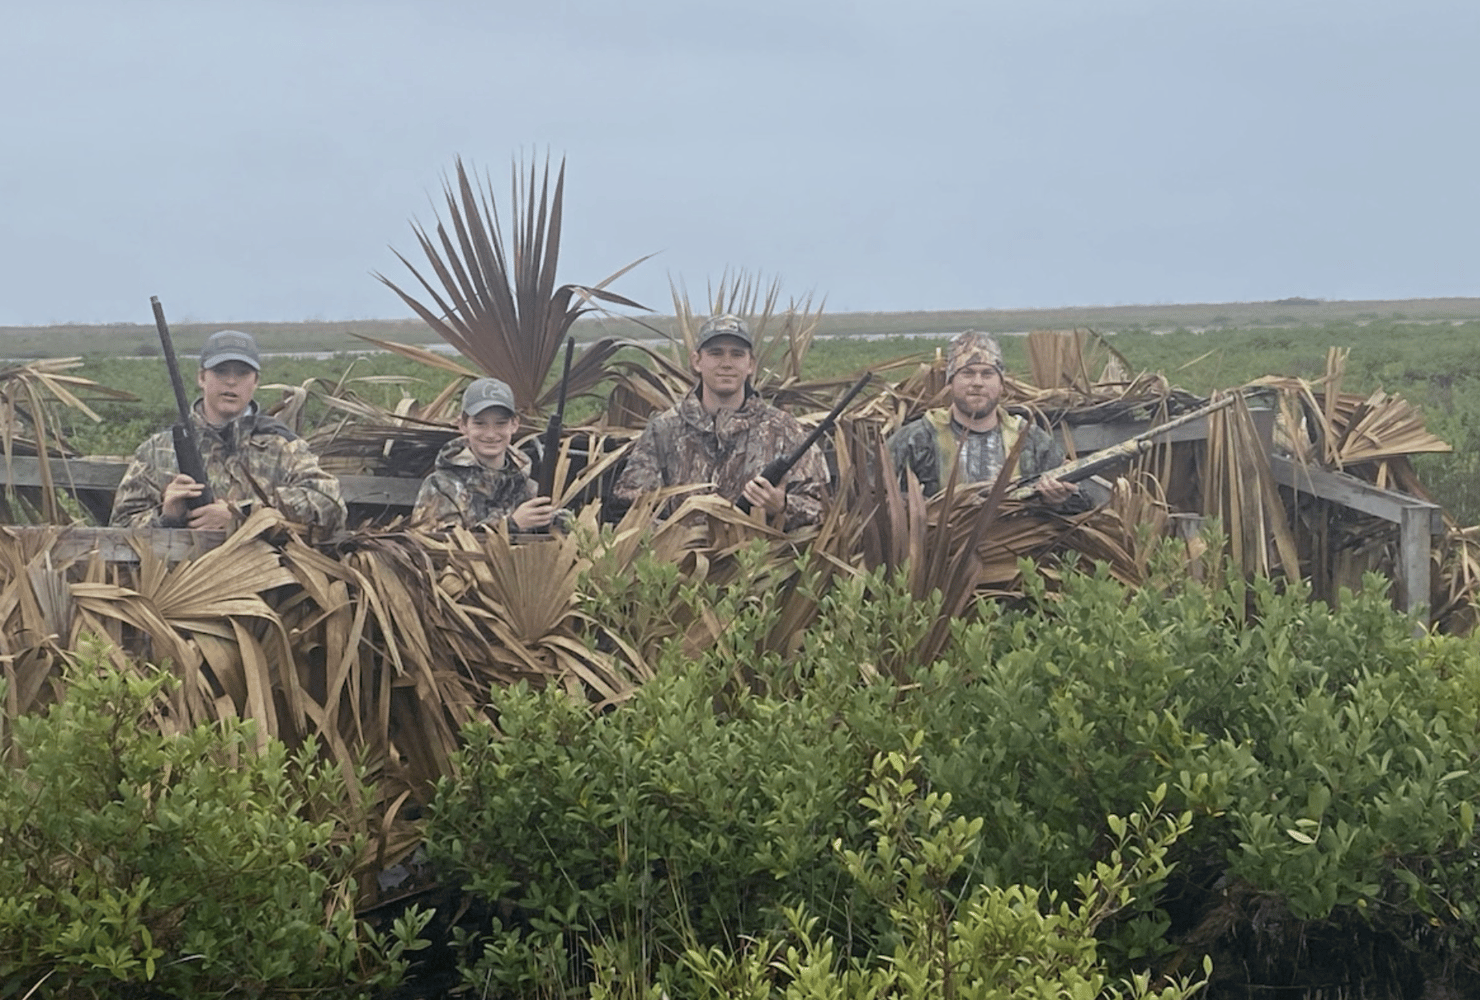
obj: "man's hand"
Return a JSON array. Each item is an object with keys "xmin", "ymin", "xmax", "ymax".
[
  {"xmin": 741, "ymin": 476, "xmax": 787, "ymax": 517},
  {"xmin": 185, "ymin": 498, "xmax": 235, "ymax": 531},
  {"xmin": 161, "ymin": 473, "xmax": 209, "ymax": 520},
  {"xmin": 510, "ymin": 496, "xmax": 557, "ymax": 531},
  {"xmin": 1033, "ymin": 475, "xmax": 1078, "ymax": 504}
]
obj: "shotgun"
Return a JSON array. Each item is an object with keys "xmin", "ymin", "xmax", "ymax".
[
  {"xmin": 151, "ymin": 296, "xmax": 214, "ymax": 508},
  {"xmin": 1005, "ymin": 392, "xmax": 1242, "ymax": 501},
  {"xmin": 736, "ymin": 372, "xmax": 873, "ymax": 514},
  {"xmin": 536, "ymin": 338, "xmax": 575, "ymax": 500}
]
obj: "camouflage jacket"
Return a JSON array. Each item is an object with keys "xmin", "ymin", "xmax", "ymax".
[
  {"xmin": 412, "ymin": 438, "xmax": 537, "ymax": 530},
  {"xmin": 612, "ymin": 388, "xmax": 829, "ymax": 531},
  {"xmin": 110, "ymin": 402, "xmax": 346, "ymax": 533},
  {"xmin": 886, "ymin": 407, "xmax": 1065, "ymax": 497}
]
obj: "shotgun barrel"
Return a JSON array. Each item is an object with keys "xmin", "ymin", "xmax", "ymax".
[
  {"xmin": 151, "ymin": 296, "xmax": 214, "ymax": 508},
  {"xmin": 736, "ymin": 372, "xmax": 873, "ymax": 514},
  {"xmin": 1006, "ymin": 392, "xmax": 1242, "ymax": 501}
]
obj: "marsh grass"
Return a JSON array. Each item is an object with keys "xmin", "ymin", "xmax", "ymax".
[{"xmin": 35, "ymin": 312, "xmax": 1480, "ymax": 521}]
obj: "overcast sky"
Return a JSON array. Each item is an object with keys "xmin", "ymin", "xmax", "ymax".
[{"xmin": 3, "ymin": 0, "xmax": 1476, "ymax": 326}]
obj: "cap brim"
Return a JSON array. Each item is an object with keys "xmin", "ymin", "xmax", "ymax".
[
  {"xmin": 464, "ymin": 401, "xmax": 516, "ymax": 417},
  {"xmin": 697, "ymin": 333, "xmax": 753, "ymax": 350},
  {"xmin": 204, "ymin": 352, "xmax": 261, "ymax": 371}
]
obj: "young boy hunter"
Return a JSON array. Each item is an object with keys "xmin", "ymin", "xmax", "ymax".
[
  {"xmin": 110, "ymin": 330, "xmax": 346, "ymax": 532},
  {"xmin": 611, "ymin": 313, "xmax": 829, "ymax": 529},
  {"xmin": 412, "ymin": 377, "xmax": 558, "ymax": 531}
]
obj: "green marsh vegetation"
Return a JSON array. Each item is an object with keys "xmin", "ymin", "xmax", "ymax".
[{"xmin": 50, "ymin": 314, "xmax": 1480, "ymax": 523}]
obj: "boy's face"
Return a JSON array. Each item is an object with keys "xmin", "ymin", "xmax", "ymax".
[
  {"xmin": 690, "ymin": 336, "xmax": 756, "ymax": 399},
  {"xmin": 460, "ymin": 407, "xmax": 519, "ymax": 467},
  {"xmin": 197, "ymin": 360, "xmax": 260, "ymax": 425}
]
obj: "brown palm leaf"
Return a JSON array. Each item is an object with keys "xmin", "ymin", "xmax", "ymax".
[
  {"xmin": 374, "ymin": 156, "xmax": 650, "ymax": 412},
  {"xmin": 1, "ymin": 359, "xmax": 136, "ymax": 524}
]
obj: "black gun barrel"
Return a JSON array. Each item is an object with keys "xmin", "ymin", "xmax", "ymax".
[
  {"xmin": 537, "ymin": 337, "xmax": 576, "ymax": 500},
  {"xmin": 151, "ymin": 296, "xmax": 214, "ymax": 508},
  {"xmin": 736, "ymin": 371, "xmax": 873, "ymax": 514}
]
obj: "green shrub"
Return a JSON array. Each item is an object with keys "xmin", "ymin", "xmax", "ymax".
[
  {"xmin": 0, "ymin": 641, "xmax": 430, "ymax": 999},
  {"xmin": 670, "ymin": 738, "xmax": 1208, "ymax": 1000},
  {"xmin": 427, "ymin": 539, "xmax": 1480, "ymax": 996}
]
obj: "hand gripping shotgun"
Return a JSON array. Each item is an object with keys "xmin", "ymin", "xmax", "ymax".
[
  {"xmin": 735, "ymin": 372, "xmax": 874, "ymax": 514},
  {"xmin": 151, "ymin": 296, "xmax": 215, "ymax": 508}
]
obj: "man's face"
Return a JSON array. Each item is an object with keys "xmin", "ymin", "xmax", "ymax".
[
  {"xmin": 460, "ymin": 407, "xmax": 519, "ymax": 467},
  {"xmin": 948, "ymin": 363, "xmax": 1003, "ymax": 421},
  {"xmin": 691, "ymin": 336, "xmax": 756, "ymax": 400},
  {"xmin": 197, "ymin": 360, "xmax": 259, "ymax": 425}
]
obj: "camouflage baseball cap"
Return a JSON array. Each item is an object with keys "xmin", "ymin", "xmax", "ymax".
[
  {"xmin": 696, "ymin": 314, "xmax": 753, "ymax": 350},
  {"xmin": 945, "ymin": 330, "xmax": 1004, "ymax": 381},
  {"xmin": 200, "ymin": 330, "xmax": 261, "ymax": 371},
  {"xmin": 461, "ymin": 377, "xmax": 517, "ymax": 417}
]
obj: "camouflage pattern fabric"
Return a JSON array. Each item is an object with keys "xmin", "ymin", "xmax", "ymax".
[
  {"xmin": 886, "ymin": 407, "xmax": 1064, "ymax": 497},
  {"xmin": 110, "ymin": 403, "xmax": 346, "ymax": 532},
  {"xmin": 612, "ymin": 389, "xmax": 829, "ymax": 531},
  {"xmin": 945, "ymin": 329, "xmax": 1004, "ymax": 380},
  {"xmin": 412, "ymin": 438, "xmax": 538, "ymax": 530}
]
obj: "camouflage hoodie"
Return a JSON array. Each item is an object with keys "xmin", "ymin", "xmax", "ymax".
[
  {"xmin": 110, "ymin": 401, "xmax": 346, "ymax": 532},
  {"xmin": 412, "ymin": 437, "xmax": 537, "ymax": 530},
  {"xmin": 612, "ymin": 388, "xmax": 829, "ymax": 531}
]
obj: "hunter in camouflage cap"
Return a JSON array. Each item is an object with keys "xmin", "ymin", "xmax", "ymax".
[
  {"xmin": 696, "ymin": 313, "xmax": 753, "ymax": 350},
  {"xmin": 945, "ymin": 330, "xmax": 1003, "ymax": 382},
  {"xmin": 199, "ymin": 329, "xmax": 262, "ymax": 371}
]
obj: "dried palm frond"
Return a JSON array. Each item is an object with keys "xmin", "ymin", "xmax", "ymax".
[
  {"xmin": 1201, "ymin": 393, "xmax": 1301, "ymax": 577},
  {"xmin": 1253, "ymin": 352, "xmax": 1451, "ymax": 476},
  {"xmin": 668, "ymin": 270, "xmax": 826, "ymax": 387},
  {"xmin": 374, "ymin": 155, "xmax": 649, "ymax": 413},
  {"xmin": 1, "ymin": 359, "xmax": 137, "ymax": 524},
  {"xmin": 1027, "ymin": 328, "xmax": 1136, "ymax": 393}
]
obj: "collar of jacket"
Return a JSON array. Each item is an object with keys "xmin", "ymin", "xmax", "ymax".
[
  {"xmin": 929, "ymin": 405, "xmax": 1025, "ymax": 440},
  {"xmin": 678, "ymin": 384, "xmax": 763, "ymax": 430}
]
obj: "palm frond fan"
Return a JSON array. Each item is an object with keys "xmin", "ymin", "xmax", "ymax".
[{"xmin": 374, "ymin": 155, "xmax": 651, "ymax": 414}]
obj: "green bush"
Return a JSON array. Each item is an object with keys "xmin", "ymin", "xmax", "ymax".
[
  {"xmin": 426, "ymin": 563, "xmax": 919, "ymax": 997},
  {"xmin": 0, "ymin": 642, "xmax": 430, "ymax": 999},
  {"xmin": 672, "ymin": 738, "xmax": 1207, "ymax": 1000},
  {"xmin": 426, "ymin": 539, "xmax": 1480, "ymax": 996}
]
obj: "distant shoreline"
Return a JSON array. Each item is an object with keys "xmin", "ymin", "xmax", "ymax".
[{"xmin": 3, "ymin": 296, "xmax": 1478, "ymax": 360}]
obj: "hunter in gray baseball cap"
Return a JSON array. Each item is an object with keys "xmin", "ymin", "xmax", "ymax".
[
  {"xmin": 461, "ymin": 377, "xmax": 517, "ymax": 417},
  {"xmin": 199, "ymin": 329, "xmax": 262, "ymax": 371},
  {"xmin": 696, "ymin": 314, "xmax": 752, "ymax": 350}
]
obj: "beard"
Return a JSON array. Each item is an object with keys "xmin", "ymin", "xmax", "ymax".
[{"xmin": 960, "ymin": 405, "xmax": 995, "ymax": 422}]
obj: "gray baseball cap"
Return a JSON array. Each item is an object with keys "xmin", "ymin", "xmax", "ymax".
[
  {"xmin": 200, "ymin": 330, "xmax": 262, "ymax": 371},
  {"xmin": 462, "ymin": 377, "xmax": 517, "ymax": 417},
  {"xmin": 696, "ymin": 314, "xmax": 753, "ymax": 350}
]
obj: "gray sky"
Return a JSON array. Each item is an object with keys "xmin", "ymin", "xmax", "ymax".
[{"xmin": 3, "ymin": 0, "xmax": 1476, "ymax": 326}]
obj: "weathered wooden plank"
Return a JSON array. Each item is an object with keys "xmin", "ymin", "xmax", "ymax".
[
  {"xmin": 1065, "ymin": 407, "xmax": 1275, "ymax": 455},
  {"xmin": 2, "ymin": 456, "xmax": 422, "ymax": 511},
  {"xmin": 337, "ymin": 474, "xmax": 422, "ymax": 508},
  {"xmin": 1270, "ymin": 456, "xmax": 1445, "ymax": 532},
  {"xmin": 1399, "ymin": 506, "xmax": 1433, "ymax": 628},
  {"xmin": 3, "ymin": 455, "xmax": 127, "ymax": 489},
  {"xmin": 3, "ymin": 526, "xmax": 228, "ymax": 563}
]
